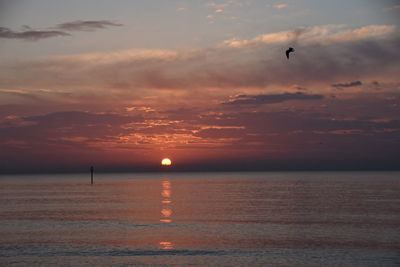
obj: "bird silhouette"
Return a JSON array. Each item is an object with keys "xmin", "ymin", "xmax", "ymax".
[{"xmin": 286, "ymin": 47, "xmax": 295, "ymax": 59}]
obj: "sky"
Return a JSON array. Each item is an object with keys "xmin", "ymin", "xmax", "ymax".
[{"xmin": 0, "ymin": 0, "xmax": 400, "ymax": 173}]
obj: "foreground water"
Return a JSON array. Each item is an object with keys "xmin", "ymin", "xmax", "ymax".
[{"xmin": 0, "ymin": 172, "xmax": 399, "ymax": 266}]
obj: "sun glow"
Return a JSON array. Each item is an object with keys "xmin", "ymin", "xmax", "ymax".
[{"xmin": 161, "ymin": 158, "xmax": 172, "ymax": 166}]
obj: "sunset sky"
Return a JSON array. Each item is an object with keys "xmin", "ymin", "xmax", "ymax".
[{"xmin": 1, "ymin": 0, "xmax": 399, "ymax": 172}]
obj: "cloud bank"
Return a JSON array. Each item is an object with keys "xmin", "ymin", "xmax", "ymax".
[
  {"xmin": 1, "ymin": 24, "xmax": 398, "ymax": 95},
  {"xmin": 223, "ymin": 24, "xmax": 396, "ymax": 48}
]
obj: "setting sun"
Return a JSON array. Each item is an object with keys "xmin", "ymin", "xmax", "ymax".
[{"xmin": 161, "ymin": 158, "xmax": 172, "ymax": 166}]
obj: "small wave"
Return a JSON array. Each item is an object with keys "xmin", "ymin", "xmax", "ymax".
[{"xmin": 0, "ymin": 246, "xmax": 228, "ymax": 257}]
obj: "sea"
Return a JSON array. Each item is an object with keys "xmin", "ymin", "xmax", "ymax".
[{"xmin": 0, "ymin": 172, "xmax": 399, "ymax": 267}]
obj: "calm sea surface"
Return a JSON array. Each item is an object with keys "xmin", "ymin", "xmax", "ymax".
[{"xmin": 0, "ymin": 172, "xmax": 399, "ymax": 266}]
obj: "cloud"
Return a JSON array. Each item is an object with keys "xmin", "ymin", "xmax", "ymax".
[
  {"xmin": 384, "ymin": 4, "xmax": 400, "ymax": 12},
  {"xmin": 331, "ymin": 81, "xmax": 363, "ymax": 89},
  {"xmin": 53, "ymin": 48, "xmax": 179, "ymax": 65},
  {"xmin": 1, "ymin": 91, "xmax": 400, "ymax": 172},
  {"xmin": 273, "ymin": 3, "xmax": 288, "ymax": 9},
  {"xmin": 0, "ymin": 26, "xmax": 70, "ymax": 41},
  {"xmin": 0, "ymin": 24, "xmax": 399, "ymax": 96},
  {"xmin": 206, "ymin": 0, "xmax": 238, "ymax": 21},
  {"xmin": 223, "ymin": 24, "xmax": 396, "ymax": 48},
  {"xmin": 177, "ymin": 7, "xmax": 187, "ymax": 12},
  {"xmin": 0, "ymin": 20, "xmax": 122, "ymax": 41},
  {"xmin": 207, "ymin": 1, "xmax": 232, "ymax": 14},
  {"xmin": 223, "ymin": 92, "xmax": 324, "ymax": 106},
  {"xmin": 25, "ymin": 111, "xmax": 138, "ymax": 126},
  {"xmin": 0, "ymin": 111, "xmax": 143, "ymax": 150},
  {"xmin": 194, "ymin": 126, "xmax": 245, "ymax": 139},
  {"xmin": 54, "ymin": 20, "xmax": 123, "ymax": 32},
  {"xmin": 0, "ymin": 115, "xmax": 36, "ymax": 128}
]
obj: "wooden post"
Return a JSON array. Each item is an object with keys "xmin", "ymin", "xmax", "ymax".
[{"xmin": 90, "ymin": 166, "xmax": 94, "ymax": 185}]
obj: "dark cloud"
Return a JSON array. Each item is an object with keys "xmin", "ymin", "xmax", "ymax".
[
  {"xmin": 332, "ymin": 80, "xmax": 363, "ymax": 89},
  {"xmin": 55, "ymin": 20, "xmax": 123, "ymax": 31},
  {"xmin": 0, "ymin": 26, "xmax": 69, "ymax": 41},
  {"xmin": 0, "ymin": 111, "xmax": 142, "ymax": 147},
  {"xmin": 0, "ymin": 20, "xmax": 122, "ymax": 41},
  {"xmin": 223, "ymin": 92, "xmax": 324, "ymax": 106},
  {"xmin": 194, "ymin": 127, "xmax": 245, "ymax": 139},
  {"xmin": 25, "ymin": 111, "xmax": 138, "ymax": 126},
  {"xmin": 229, "ymin": 110, "xmax": 400, "ymax": 134}
]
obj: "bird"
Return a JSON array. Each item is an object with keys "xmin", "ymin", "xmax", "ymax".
[{"xmin": 285, "ymin": 47, "xmax": 295, "ymax": 59}]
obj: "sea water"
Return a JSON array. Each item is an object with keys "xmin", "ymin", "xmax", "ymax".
[{"xmin": 0, "ymin": 172, "xmax": 399, "ymax": 266}]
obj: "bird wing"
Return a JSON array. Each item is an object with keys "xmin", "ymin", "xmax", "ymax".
[{"xmin": 285, "ymin": 50, "xmax": 290, "ymax": 59}]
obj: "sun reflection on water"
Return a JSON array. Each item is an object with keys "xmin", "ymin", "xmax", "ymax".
[
  {"xmin": 159, "ymin": 241, "xmax": 174, "ymax": 250},
  {"xmin": 160, "ymin": 179, "xmax": 172, "ymax": 223},
  {"xmin": 159, "ymin": 179, "xmax": 174, "ymax": 250}
]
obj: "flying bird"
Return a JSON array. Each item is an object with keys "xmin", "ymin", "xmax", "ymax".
[{"xmin": 286, "ymin": 47, "xmax": 295, "ymax": 59}]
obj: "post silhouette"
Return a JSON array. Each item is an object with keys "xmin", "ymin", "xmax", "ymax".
[{"xmin": 90, "ymin": 166, "xmax": 94, "ymax": 185}]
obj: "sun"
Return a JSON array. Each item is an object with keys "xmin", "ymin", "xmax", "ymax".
[{"xmin": 161, "ymin": 158, "xmax": 172, "ymax": 166}]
